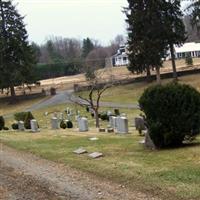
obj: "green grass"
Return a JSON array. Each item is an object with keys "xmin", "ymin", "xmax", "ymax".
[
  {"xmin": 1, "ymin": 130, "xmax": 200, "ymax": 200},
  {"xmin": 78, "ymin": 73, "xmax": 200, "ymax": 104}
]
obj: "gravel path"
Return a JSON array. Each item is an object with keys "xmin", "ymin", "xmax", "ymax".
[{"xmin": 0, "ymin": 144, "xmax": 160, "ymax": 200}]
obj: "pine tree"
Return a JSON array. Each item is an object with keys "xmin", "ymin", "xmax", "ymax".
[
  {"xmin": 163, "ymin": 0, "xmax": 186, "ymax": 80},
  {"xmin": 0, "ymin": 0, "xmax": 36, "ymax": 100},
  {"xmin": 82, "ymin": 38, "xmax": 94, "ymax": 58},
  {"xmin": 125, "ymin": 0, "xmax": 167, "ymax": 83},
  {"xmin": 186, "ymin": 0, "xmax": 200, "ymax": 33}
]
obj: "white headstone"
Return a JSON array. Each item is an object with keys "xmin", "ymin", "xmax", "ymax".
[
  {"xmin": 18, "ymin": 121, "xmax": 25, "ymax": 131},
  {"xmin": 109, "ymin": 116, "xmax": 117, "ymax": 129},
  {"xmin": 30, "ymin": 119, "xmax": 39, "ymax": 132},
  {"xmin": 116, "ymin": 117, "xmax": 128, "ymax": 134},
  {"xmin": 51, "ymin": 117, "xmax": 59, "ymax": 129},
  {"xmin": 78, "ymin": 117, "xmax": 88, "ymax": 132},
  {"xmin": 88, "ymin": 152, "xmax": 103, "ymax": 159}
]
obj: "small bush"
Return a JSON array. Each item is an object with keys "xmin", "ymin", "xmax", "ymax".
[
  {"xmin": 100, "ymin": 112, "xmax": 109, "ymax": 121},
  {"xmin": 66, "ymin": 121, "xmax": 73, "ymax": 128},
  {"xmin": 12, "ymin": 123, "xmax": 19, "ymax": 130},
  {"xmin": 3, "ymin": 127, "xmax": 9, "ymax": 130},
  {"xmin": 50, "ymin": 87, "xmax": 56, "ymax": 95},
  {"xmin": 139, "ymin": 83, "xmax": 200, "ymax": 148},
  {"xmin": 14, "ymin": 112, "xmax": 27, "ymax": 121},
  {"xmin": 14, "ymin": 112, "xmax": 35, "ymax": 129},
  {"xmin": 185, "ymin": 54, "xmax": 193, "ymax": 66},
  {"xmin": 0, "ymin": 116, "xmax": 5, "ymax": 130},
  {"xmin": 114, "ymin": 109, "xmax": 120, "ymax": 116},
  {"xmin": 60, "ymin": 120, "xmax": 67, "ymax": 129}
]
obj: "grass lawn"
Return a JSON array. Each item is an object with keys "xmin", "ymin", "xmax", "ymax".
[
  {"xmin": 0, "ymin": 130, "xmax": 200, "ymax": 200},
  {"xmin": 78, "ymin": 73, "xmax": 200, "ymax": 104}
]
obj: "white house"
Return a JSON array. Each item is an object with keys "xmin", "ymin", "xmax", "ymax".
[
  {"xmin": 169, "ymin": 42, "xmax": 200, "ymax": 59},
  {"xmin": 110, "ymin": 42, "xmax": 200, "ymax": 67},
  {"xmin": 112, "ymin": 45, "xmax": 129, "ymax": 66}
]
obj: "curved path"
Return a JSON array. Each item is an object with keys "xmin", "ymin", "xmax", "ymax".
[{"xmin": 26, "ymin": 89, "xmax": 139, "ymax": 112}]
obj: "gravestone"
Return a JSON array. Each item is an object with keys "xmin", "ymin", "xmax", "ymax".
[
  {"xmin": 121, "ymin": 113, "xmax": 127, "ymax": 118},
  {"xmin": 30, "ymin": 119, "xmax": 39, "ymax": 132},
  {"xmin": 107, "ymin": 110, "xmax": 112, "ymax": 116},
  {"xmin": 59, "ymin": 113, "xmax": 64, "ymax": 121},
  {"xmin": 135, "ymin": 117, "xmax": 146, "ymax": 132},
  {"xmin": 78, "ymin": 117, "xmax": 88, "ymax": 132},
  {"xmin": 18, "ymin": 121, "xmax": 25, "ymax": 131},
  {"xmin": 73, "ymin": 147, "xmax": 87, "ymax": 154},
  {"xmin": 145, "ymin": 131, "xmax": 156, "ymax": 150},
  {"xmin": 51, "ymin": 117, "xmax": 59, "ymax": 129},
  {"xmin": 89, "ymin": 137, "xmax": 99, "ymax": 141},
  {"xmin": 109, "ymin": 116, "xmax": 117, "ymax": 129},
  {"xmin": 88, "ymin": 152, "xmax": 103, "ymax": 159},
  {"xmin": 116, "ymin": 117, "xmax": 128, "ymax": 134}
]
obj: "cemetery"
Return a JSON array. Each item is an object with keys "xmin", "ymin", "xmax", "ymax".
[{"xmin": 1, "ymin": 79, "xmax": 200, "ymax": 199}]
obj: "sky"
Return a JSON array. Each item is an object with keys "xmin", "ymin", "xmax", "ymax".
[{"xmin": 13, "ymin": 0, "xmax": 128, "ymax": 45}]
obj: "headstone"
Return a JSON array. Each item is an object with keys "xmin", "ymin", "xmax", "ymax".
[
  {"xmin": 88, "ymin": 152, "xmax": 103, "ymax": 159},
  {"xmin": 107, "ymin": 110, "xmax": 112, "ymax": 116},
  {"xmin": 112, "ymin": 116, "xmax": 118, "ymax": 129},
  {"xmin": 99, "ymin": 128, "xmax": 106, "ymax": 132},
  {"xmin": 18, "ymin": 121, "xmax": 25, "ymax": 131},
  {"xmin": 107, "ymin": 128, "xmax": 114, "ymax": 133},
  {"xmin": 116, "ymin": 117, "xmax": 128, "ymax": 134},
  {"xmin": 30, "ymin": 119, "xmax": 39, "ymax": 132},
  {"xmin": 135, "ymin": 117, "xmax": 146, "ymax": 134},
  {"xmin": 51, "ymin": 117, "xmax": 59, "ymax": 129},
  {"xmin": 73, "ymin": 147, "xmax": 87, "ymax": 154},
  {"xmin": 145, "ymin": 131, "xmax": 156, "ymax": 150},
  {"xmin": 78, "ymin": 117, "xmax": 88, "ymax": 132},
  {"xmin": 89, "ymin": 137, "xmax": 99, "ymax": 141},
  {"xmin": 59, "ymin": 113, "xmax": 64, "ymax": 121}
]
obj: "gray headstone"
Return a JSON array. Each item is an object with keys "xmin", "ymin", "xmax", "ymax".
[
  {"xmin": 88, "ymin": 152, "xmax": 103, "ymax": 159},
  {"xmin": 109, "ymin": 116, "xmax": 117, "ymax": 129},
  {"xmin": 116, "ymin": 117, "xmax": 129, "ymax": 134},
  {"xmin": 78, "ymin": 117, "xmax": 88, "ymax": 132},
  {"xmin": 145, "ymin": 131, "xmax": 156, "ymax": 150},
  {"xmin": 135, "ymin": 117, "xmax": 146, "ymax": 132},
  {"xmin": 73, "ymin": 148, "xmax": 87, "ymax": 154},
  {"xmin": 30, "ymin": 119, "xmax": 39, "ymax": 132},
  {"xmin": 18, "ymin": 121, "xmax": 25, "ymax": 131},
  {"xmin": 51, "ymin": 117, "xmax": 59, "ymax": 129}
]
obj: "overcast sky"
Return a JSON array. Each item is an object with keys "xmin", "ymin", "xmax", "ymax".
[{"xmin": 13, "ymin": 0, "xmax": 128, "ymax": 45}]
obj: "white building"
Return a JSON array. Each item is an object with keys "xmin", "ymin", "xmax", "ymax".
[
  {"xmin": 111, "ymin": 42, "xmax": 200, "ymax": 67},
  {"xmin": 112, "ymin": 45, "xmax": 129, "ymax": 66},
  {"xmin": 168, "ymin": 42, "xmax": 200, "ymax": 59}
]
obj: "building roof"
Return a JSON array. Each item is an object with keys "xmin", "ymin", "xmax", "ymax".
[{"xmin": 175, "ymin": 42, "xmax": 200, "ymax": 53}]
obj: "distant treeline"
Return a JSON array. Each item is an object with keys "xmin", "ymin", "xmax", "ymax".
[{"xmin": 34, "ymin": 61, "xmax": 83, "ymax": 80}]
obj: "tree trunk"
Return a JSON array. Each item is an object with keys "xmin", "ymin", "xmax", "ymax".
[
  {"xmin": 146, "ymin": 66, "xmax": 151, "ymax": 82},
  {"xmin": 94, "ymin": 109, "xmax": 100, "ymax": 128},
  {"xmin": 170, "ymin": 43, "xmax": 178, "ymax": 81},
  {"xmin": 156, "ymin": 66, "xmax": 161, "ymax": 84},
  {"xmin": 10, "ymin": 85, "xmax": 16, "ymax": 102}
]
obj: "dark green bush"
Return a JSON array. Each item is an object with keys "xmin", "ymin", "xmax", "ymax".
[
  {"xmin": 0, "ymin": 116, "xmax": 5, "ymax": 130},
  {"xmin": 86, "ymin": 106, "xmax": 90, "ymax": 112},
  {"xmin": 114, "ymin": 109, "xmax": 120, "ymax": 116},
  {"xmin": 185, "ymin": 54, "xmax": 193, "ymax": 66},
  {"xmin": 14, "ymin": 112, "xmax": 27, "ymax": 121},
  {"xmin": 3, "ymin": 127, "xmax": 9, "ymax": 130},
  {"xmin": 100, "ymin": 112, "xmax": 109, "ymax": 121},
  {"xmin": 12, "ymin": 123, "xmax": 19, "ymax": 130},
  {"xmin": 66, "ymin": 121, "xmax": 73, "ymax": 128},
  {"xmin": 139, "ymin": 83, "xmax": 200, "ymax": 148},
  {"xmin": 14, "ymin": 112, "xmax": 35, "ymax": 129},
  {"xmin": 60, "ymin": 120, "xmax": 67, "ymax": 129},
  {"xmin": 24, "ymin": 112, "xmax": 35, "ymax": 129}
]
